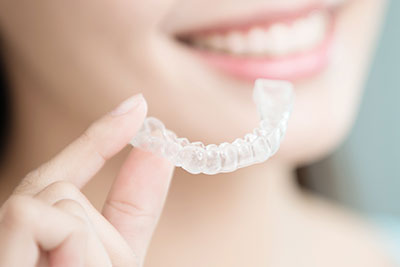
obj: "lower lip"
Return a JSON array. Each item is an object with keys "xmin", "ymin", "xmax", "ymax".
[{"xmin": 185, "ymin": 14, "xmax": 336, "ymax": 82}]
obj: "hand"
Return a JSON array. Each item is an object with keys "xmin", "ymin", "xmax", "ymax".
[{"xmin": 0, "ymin": 94, "xmax": 174, "ymax": 267}]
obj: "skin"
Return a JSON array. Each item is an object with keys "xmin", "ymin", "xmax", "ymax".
[
  {"xmin": 0, "ymin": 0, "xmax": 394, "ymax": 266},
  {"xmin": 0, "ymin": 96, "xmax": 175, "ymax": 266}
]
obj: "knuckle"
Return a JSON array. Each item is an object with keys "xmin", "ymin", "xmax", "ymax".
[
  {"xmin": 54, "ymin": 198, "xmax": 83, "ymax": 212},
  {"xmin": 44, "ymin": 181, "xmax": 81, "ymax": 199},
  {"xmin": 25, "ymin": 167, "xmax": 45, "ymax": 181},
  {"xmin": 54, "ymin": 199, "xmax": 87, "ymax": 221},
  {"xmin": 55, "ymin": 199, "xmax": 91, "ymax": 229},
  {"xmin": 23, "ymin": 169, "xmax": 40, "ymax": 181},
  {"xmin": 2, "ymin": 196, "xmax": 37, "ymax": 226},
  {"xmin": 54, "ymin": 199, "xmax": 88, "ymax": 230},
  {"xmin": 14, "ymin": 168, "xmax": 46, "ymax": 195}
]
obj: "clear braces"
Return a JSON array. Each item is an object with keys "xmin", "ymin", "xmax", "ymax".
[{"xmin": 130, "ymin": 79, "xmax": 294, "ymax": 175}]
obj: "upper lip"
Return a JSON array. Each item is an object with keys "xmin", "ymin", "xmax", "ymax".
[{"xmin": 171, "ymin": 1, "xmax": 344, "ymax": 38}]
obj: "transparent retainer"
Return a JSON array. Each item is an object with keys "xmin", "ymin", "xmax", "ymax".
[{"xmin": 130, "ymin": 79, "xmax": 294, "ymax": 175}]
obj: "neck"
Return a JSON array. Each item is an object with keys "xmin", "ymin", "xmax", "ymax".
[{"xmin": 147, "ymin": 159, "xmax": 303, "ymax": 265}]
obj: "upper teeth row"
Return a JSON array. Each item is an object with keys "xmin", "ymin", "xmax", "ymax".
[
  {"xmin": 130, "ymin": 79, "xmax": 294, "ymax": 175},
  {"xmin": 190, "ymin": 10, "xmax": 330, "ymax": 57}
]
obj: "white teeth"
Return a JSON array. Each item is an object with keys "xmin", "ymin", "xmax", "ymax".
[
  {"xmin": 311, "ymin": 11, "xmax": 329, "ymax": 42},
  {"xmin": 205, "ymin": 34, "xmax": 226, "ymax": 51},
  {"xmin": 225, "ymin": 31, "xmax": 246, "ymax": 54},
  {"xmin": 247, "ymin": 27, "xmax": 270, "ymax": 54},
  {"xmin": 130, "ymin": 79, "xmax": 294, "ymax": 175},
  {"xmin": 189, "ymin": 10, "xmax": 330, "ymax": 57},
  {"xmin": 268, "ymin": 23, "xmax": 292, "ymax": 56}
]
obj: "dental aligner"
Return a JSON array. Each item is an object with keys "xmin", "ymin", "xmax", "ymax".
[{"xmin": 130, "ymin": 79, "xmax": 294, "ymax": 175}]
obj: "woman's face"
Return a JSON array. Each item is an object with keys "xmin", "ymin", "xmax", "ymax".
[{"xmin": 0, "ymin": 0, "xmax": 385, "ymax": 166}]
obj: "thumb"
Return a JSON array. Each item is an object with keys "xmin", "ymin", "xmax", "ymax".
[{"xmin": 102, "ymin": 148, "xmax": 174, "ymax": 263}]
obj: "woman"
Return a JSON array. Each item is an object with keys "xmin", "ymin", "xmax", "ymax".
[{"xmin": 0, "ymin": 0, "xmax": 394, "ymax": 266}]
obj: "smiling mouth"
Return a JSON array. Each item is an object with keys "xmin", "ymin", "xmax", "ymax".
[{"xmin": 175, "ymin": 4, "xmax": 343, "ymax": 81}]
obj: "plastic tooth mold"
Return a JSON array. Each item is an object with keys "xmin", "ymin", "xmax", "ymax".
[{"xmin": 130, "ymin": 79, "xmax": 294, "ymax": 175}]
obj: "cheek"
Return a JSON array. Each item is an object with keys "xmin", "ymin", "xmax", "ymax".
[
  {"xmin": 0, "ymin": 0, "xmax": 178, "ymax": 120},
  {"xmin": 278, "ymin": 73, "xmax": 363, "ymax": 165},
  {"xmin": 276, "ymin": 0, "xmax": 385, "ymax": 165}
]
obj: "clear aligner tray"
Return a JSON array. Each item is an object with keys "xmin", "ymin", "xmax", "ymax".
[{"xmin": 130, "ymin": 79, "xmax": 294, "ymax": 175}]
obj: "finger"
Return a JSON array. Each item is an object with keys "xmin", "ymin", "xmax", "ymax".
[
  {"xmin": 15, "ymin": 94, "xmax": 147, "ymax": 195},
  {"xmin": 102, "ymin": 148, "xmax": 174, "ymax": 262},
  {"xmin": 51, "ymin": 199, "xmax": 112, "ymax": 267},
  {"xmin": 35, "ymin": 181, "xmax": 139, "ymax": 267},
  {"xmin": 0, "ymin": 196, "xmax": 87, "ymax": 267}
]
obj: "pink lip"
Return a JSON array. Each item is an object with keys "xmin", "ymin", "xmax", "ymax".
[
  {"xmin": 179, "ymin": 5, "xmax": 337, "ymax": 82},
  {"xmin": 196, "ymin": 30, "xmax": 334, "ymax": 81}
]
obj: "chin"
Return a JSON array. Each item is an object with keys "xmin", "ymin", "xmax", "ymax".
[
  {"xmin": 276, "ymin": 72, "xmax": 364, "ymax": 166},
  {"xmin": 278, "ymin": 116, "xmax": 357, "ymax": 167}
]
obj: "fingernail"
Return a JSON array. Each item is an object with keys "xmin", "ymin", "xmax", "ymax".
[{"xmin": 110, "ymin": 94, "xmax": 145, "ymax": 116}]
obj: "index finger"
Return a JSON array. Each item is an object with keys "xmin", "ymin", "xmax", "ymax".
[{"xmin": 15, "ymin": 94, "xmax": 147, "ymax": 195}]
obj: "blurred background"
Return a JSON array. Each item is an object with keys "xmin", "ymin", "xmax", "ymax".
[{"xmin": 305, "ymin": 0, "xmax": 400, "ymax": 257}]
